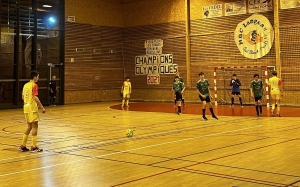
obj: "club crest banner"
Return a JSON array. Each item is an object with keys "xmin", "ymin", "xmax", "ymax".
[{"xmin": 234, "ymin": 14, "xmax": 274, "ymax": 59}]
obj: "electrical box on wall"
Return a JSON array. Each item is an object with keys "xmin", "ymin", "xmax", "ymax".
[{"xmin": 67, "ymin": 16, "xmax": 75, "ymax": 22}]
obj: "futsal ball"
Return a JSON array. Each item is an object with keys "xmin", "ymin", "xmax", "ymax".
[{"xmin": 126, "ymin": 129, "xmax": 134, "ymax": 137}]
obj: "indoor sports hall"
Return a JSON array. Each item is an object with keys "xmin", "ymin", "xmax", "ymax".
[{"xmin": 1, "ymin": 0, "xmax": 300, "ymax": 186}]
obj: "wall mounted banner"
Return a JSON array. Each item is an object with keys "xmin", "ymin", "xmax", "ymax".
[
  {"xmin": 135, "ymin": 39, "xmax": 178, "ymax": 85},
  {"xmin": 234, "ymin": 14, "xmax": 274, "ymax": 59},
  {"xmin": 202, "ymin": 4, "xmax": 223, "ymax": 18},
  {"xmin": 248, "ymin": 0, "xmax": 273, "ymax": 13},
  {"xmin": 280, "ymin": 0, "xmax": 300, "ymax": 9},
  {"xmin": 225, "ymin": 1, "xmax": 247, "ymax": 16}
]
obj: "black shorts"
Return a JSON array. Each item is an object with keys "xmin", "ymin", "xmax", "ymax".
[
  {"xmin": 199, "ymin": 94, "xmax": 211, "ymax": 102},
  {"xmin": 175, "ymin": 92, "xmax": 182, "ymax": 101},
  {"xmin": 254, "ymin": 96, "xmax": 262, "ymax": 102},
  {"xmin": 232, "ymin": 92, "xmax": 241, "ymax": 95}
]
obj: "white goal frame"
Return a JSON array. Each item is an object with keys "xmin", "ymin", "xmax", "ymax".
[{"xmin": 213, "ymin": 66, "xmax": 275, "ymax": 107}]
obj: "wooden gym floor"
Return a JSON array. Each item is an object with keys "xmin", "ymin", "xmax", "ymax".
[{"xmin": 0, "ymin": 102, "xmax": 300, "ymax": 187}]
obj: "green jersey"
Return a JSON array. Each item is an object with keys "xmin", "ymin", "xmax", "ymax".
[
  {"xmin": 196, "ymin": 79, "xmax": 210, "ymax": 95},
  {"xmin": 250, "ymin": 79, "xmax": 263, "ymax": 97},
  {"xmin": 173, "ymin": 82, "xmax": 184, "ymax": 93}
]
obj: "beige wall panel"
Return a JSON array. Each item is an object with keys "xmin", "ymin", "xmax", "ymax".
[
  {"xmin": 190, "ymin": 0, "xmax": 226, "ymax": 20},
  {"xmin": 122, "ymin": 0, "xmax": 185, "ymax": 27},
  {"xmin": 65, "ymin": 0, "xmax": 123, "ymax": 26}
]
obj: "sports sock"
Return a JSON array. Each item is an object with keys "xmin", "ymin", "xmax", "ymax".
[
  {"xmin": 174, "ymin": 99, "xmax": 176, "ymax": 105},
  {"xmin": 32, "ymin": 136, "xmax": 37, "ymax": 147},
  {"xmin": 272, "ymin": 103, "xmax": 275, "ymax": 110},
  {"xmin": 126, "ymin": 99, "xmax": 129, "ymax": 105},
  {"xmin": 182, "ymin": 99, "xmax": 184, "ymax": 104},
  {"xmin": 21, "ymin": 134, "xmax": 29, "ymax": 147},
  {"xmin": 259, "ymin": 105, "xmax": 262, "ymax": 113},
  {"xmin": 53, "ymin": 98, "xmax": 56, "ymax": 104},
  {"xmin": 255, "ymin": 105, "xmax": 259, "ymax": 115},
  {"xmin": 178, "ymin": 106, "xmax": 181, "ymax": 113},
  {"xmin": 231, "ymin": 98, "xmax": 234, "ymax": 105},
  {"xmin": 122, "ymin": 99, "xmax": 125, "ymax": 105},
  {"xmin": 202, "ymin": 109, "xmax": 206, "ymax": 117},
  {"xmin": 239, "ymin": 98, "xmax": 243, "ymax": 105},
  {"xmin": 209, "ymin": 107, "xmax": 215, "ymax": 116}
]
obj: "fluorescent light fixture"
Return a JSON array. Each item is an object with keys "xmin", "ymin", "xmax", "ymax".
[{"xmin": 43, "ymin": 5, "xmax": 52, "ymax": 8}]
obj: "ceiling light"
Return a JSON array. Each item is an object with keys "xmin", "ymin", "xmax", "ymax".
[{"xmin": 43, "ymin": 5, "xmax": 52, "ymax": 8}]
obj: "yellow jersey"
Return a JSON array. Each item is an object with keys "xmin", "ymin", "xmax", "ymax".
[
  {"xmin": 269, "ymin": 76, "xmax": 282, "ymax": 94},
  {"xmin": 22, "ymin": 82, "xmax": 39, "ymax": 113},
  {"xmin": 122, "ymin": 81, "xmax": 131, "ymax": 93}
]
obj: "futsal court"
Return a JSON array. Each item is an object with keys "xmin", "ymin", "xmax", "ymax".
[{"xmin": 1, "ymin": 102, "xmax": 300, "ymax": 187}]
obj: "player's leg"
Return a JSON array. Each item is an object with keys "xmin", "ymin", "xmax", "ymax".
[
  {"xmin": 182, "ymin": 93, "xmax": 185, "ymax": 105},
  {"xmin": 254, "ymin": 97, "xmax": 259, "ymax": 116},
  {"xmin": 122, "ymin": 92, "xmax": 126, "ymax": 107},
  {"xmin": 270, "ymin": 93, "xmax": 275, "ymax": 115},
  {"xmin": 126, "ymin": 94, "xmax": 130, "ymax": 107},
  {"xmin": 49, "ymin": 92, "xmax": 53, "ymax": 106},
  {"xmin": 276, "ymin": 94, "xmax": 281, "ymax": 117},
  {"xmin": 208, "ymin": 100, "xmax": 218, "ymax": 120},
  {"xmin": 258, "ymin": 97, "xmax": 262, "ymax": 115},
  {"xmin": 231, "ymin": 93, "xmax": 235, "ymax": 107},
  {"xmin": 19, "ymin": 122, "xmax": 32, "ymax": 152},
  {"xmin": 202, "ymin": 101, "xmax": 208, "ymax": 120},
  {"xmin": 175, "ymin": 92, "xmax": 182, "ymax": 114},
  {"xmin": 30, "ymin": 121, "xmax": 43, "ymax": 152},
  {"xmin": 52, "ymin": 91, "xmax": 56, "ymax": 106},
  {"xmin": 238, "ymin": 93, "xmax": 243, "ymax": 107}
]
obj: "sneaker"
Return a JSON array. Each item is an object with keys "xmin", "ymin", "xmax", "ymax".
[
  {"xmin": 30, "ymin": 147, "xmax": 43, "ymax": 152},
  {"xmin": 19, "ymin": 145, "xmax": 29, "ymax": 152},
  {"xmin": 212, "ymin": 115, "xmax": 218, "ymax": 120},
  {"xmin": 177, "ymin": 112, "xmax": 181, "ymax": 115},
  {"xmin": 230, "ymin": 104, "xmax": 234, "ymax": 107},
  {"xmin": 121, "ymin": 105, "xmax": 124, "ymax": 107},
  {"xmin": 277, "ymin": 113, "xmax": 281, "ymax": 117},
  {"xmin": 126, "ymin": 105, "xmax": 129, "ymax": 107},
  {"xmin": 241, "ymin": 105, "xmax": 243, "ymax": 108},
  {"xmin": 202, "ymin": 116, "xmax": 208, "ymax": 121}
]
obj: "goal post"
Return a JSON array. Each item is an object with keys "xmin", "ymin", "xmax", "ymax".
[{"xmin": 213, "ymin": 66, "xmax": 275, "ymax": 107}]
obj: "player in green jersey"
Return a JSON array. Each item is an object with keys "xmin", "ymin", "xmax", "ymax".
[
  {"xmin": 173, "ymin": 76, "xmax": 185, "ymax": 115},
  {"xmin": 196, "ymin": 72, "xmax": 218, "ymax": 121},
  {"xmin": 250, "ymin": 74, "xmax": 264, "ymax": 116}
]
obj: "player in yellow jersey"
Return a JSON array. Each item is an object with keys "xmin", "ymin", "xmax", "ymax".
[
  {"xmin": 19, "ymin": 71, "xmax": 45, "ymax": 152},
  {"xmin": 268, "ymin": 71, "xmax": 282, "ymax": 117},
  {"xmin": 121, "ymin": 77, "xmax": 132, "ymax": 107}
]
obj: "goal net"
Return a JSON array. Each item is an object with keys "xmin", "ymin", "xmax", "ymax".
[{"xmin": 213, "ymin": 66, "xmax": 276, "ymax": 106}]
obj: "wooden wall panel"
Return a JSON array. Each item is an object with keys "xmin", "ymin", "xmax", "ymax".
[{"xmin": 65, "ymin": 22, "xmax": 124, "ymax": 94}]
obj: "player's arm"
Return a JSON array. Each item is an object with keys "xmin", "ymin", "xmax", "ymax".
[
  {"xmin": 230, "ymin": 79, "xmax": 233, "ymax": 86},
  {"xmin": 129, "ymin": 83, "xmax": 132, "ymax": 93},
  {"xmin": 250, "ymin": 86, "xmax": 254, "ymax": 97},
  {"xmin": 208, "ymin": 87, "xmax": 213, "ymax": 98},
  {"xmin": 181, "ymin": 84, "xmax": 185, "ymax": 94},
  {"xmin": 236, "ymin": 79, "xmax": 241, "ymax": 86},
  {"xmin": 32, "ymin": 84, "xmax": 45, "ymax": 112}
]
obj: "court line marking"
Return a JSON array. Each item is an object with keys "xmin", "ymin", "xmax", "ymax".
[
  {"xmin": 111, "ymin": 137, "xmax": 300, "ymax": 187},
  {"xmin": 94, "ymin": 125, "xmax": 262, "ymax": 158},
  {"xmin": 0, "ymin": 125, "xmax": 261, "ymax": 177}
]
